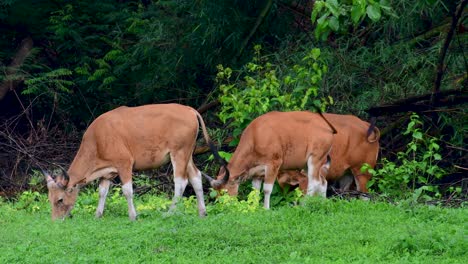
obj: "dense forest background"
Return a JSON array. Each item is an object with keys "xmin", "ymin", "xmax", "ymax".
[{"xmin": 0, "ymin": 0, "xmax": 466, "ymax": 200}]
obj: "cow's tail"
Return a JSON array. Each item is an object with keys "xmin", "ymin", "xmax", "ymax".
[
  {"xmin": 194, "ymin": 110, "xmax": 228, "ymax": 167},
  {"xmin": 311, "ymin": 104, "xmax": 337, "ymax": 134},
  {"xmin": 194, "ymin": 110, "xmax": 230, "ymax": 186},
  {"xmin": 366, "ymin": 116, "xmax": 380, "ymax": 143}
]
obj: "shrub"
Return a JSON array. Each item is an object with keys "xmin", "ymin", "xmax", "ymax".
[
  {"xmin": 216, "ymin": 45, "xmax": 332, "ymax": 141},
  {"xmin": 207, "ymin": 189, "xmax": 261, "ymax": 214},
  {"xmin": 363, "ymin": 113, "xmax": 447, "ymax": 201}
]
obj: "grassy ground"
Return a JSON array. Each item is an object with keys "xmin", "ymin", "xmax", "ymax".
[{"xmin": 0, "ymin": 193, "xmax": 466, "ymax": 263}]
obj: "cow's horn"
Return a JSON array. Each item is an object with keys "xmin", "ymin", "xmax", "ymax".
[
  {"xmin": 40, "ymin": 168, "xmax": 54, "ymax": 183},
  {"xmin": 209, "ymin": 165, "xmax": 230, "ymax": 188},
  {"xmin": 201, "ymin": 172, "xmax": 215, "ymax": 183}
]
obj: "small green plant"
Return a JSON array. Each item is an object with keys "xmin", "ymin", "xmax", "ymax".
[
  {"xmin": 270, "ymin": 184, "xmax": 305, "ymax": 207},
  {"xmin": 74, "ymin": 188, "xmax": 99, "ymax": 214},
  {"xmin": 207, "ymin": 188, "xmax": 261, "ymax": 214},
  {"xmin": 14, "ymin": 190, "xmax": 48, "ymax": 213},
  {"xmin": 363, "ymin": 113, "xmax": 446, "ymax": 200},
  {"xmin": 207, "ymin": 150, "xmax": 233, "ymax": 162}
]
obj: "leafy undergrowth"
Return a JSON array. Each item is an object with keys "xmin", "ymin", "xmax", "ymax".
[{"xmin": 0, "ymin": 192, "xmax": 466, "ymax": 263}]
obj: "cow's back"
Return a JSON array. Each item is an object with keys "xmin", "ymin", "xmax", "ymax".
[
  {"xmin": 232, "ymin": 111, "xmax": 334, "ymax": 170},
  {"xmin": 82, "ymin": 104, "xmax": 199, "ymax": 170}
]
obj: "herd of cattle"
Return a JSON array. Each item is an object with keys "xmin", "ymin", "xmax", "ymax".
[{"xmin": 42, "ymin": 103, "xmax": 380, "ymax": 220}]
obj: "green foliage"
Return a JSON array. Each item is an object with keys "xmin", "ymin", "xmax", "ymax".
[
  {"xmin": 392, "ymin": 226, "xmax": 462, "ymax": 256},
  {"xmin": 0, "ymin": 198, "xmax": 466, "ymax": 263},
  {"xmin": 207, "ymin": 150, "xmax": 233, "ymax": 162},
  {"xmin": 23, "ymin": 68, "xmax": 73, "ymax": 95},
  {"xmin": 318, "ymin": 0, "xmax": 463, "ymax": 117},
  {"xmin": 1, "ymin": 0, "xmax": 304, "ymax": 129},
  {"xmin": 311, "ymin": 0, "xmax": 395, "ymax": 40},
  {"xmin": 207, "ymin": 188, "xmax": 261, "ymax": 214},
  {"xmin": 268, "ymin": 183, "xmax": 305, "ymax": 208},
  {"xmin": 13, "ymin": 190, "xmax": 48, "ymax": 212},
  {"xmin": 217, "ymin": 45, "xmax": 331, "ymax": 139},
  {"xmin": 364, "ymin": 113, "xmax": 447, "ymax": 200}
]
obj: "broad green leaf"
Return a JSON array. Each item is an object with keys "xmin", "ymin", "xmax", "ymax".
[
  {"xmin": 311, "ymin": 1, "xmax": 325, "ymax": 22},
  {"xmin": 351, "ymin": 5, "xmax": 364, "ymax": 24},
  {"xmin": 317, "ymin": 13, "xmax": 329, "ymax": 25},
  {"xmin": 328, "ymin": 16, "xmax": 340, "ymax": 31},
  {"xmin": 325, "ymin": 0, "xmax": 340, "ymax": 17},
  {"xmin": 413, "ymin": 131, "xmax": 423, "ymax": 140},
  {"xmin": 311, "ymin": 48, "xmax": 321, "ymax": 60},
  {"xmin": 379, "ymin": 0, "xmax": 392, "ymax": 11},
  {"xmin": 366, "ymin": 4, "xmax": 381, "ymax": 22}
]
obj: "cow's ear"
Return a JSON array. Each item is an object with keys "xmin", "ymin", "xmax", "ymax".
[{"xmin": 55, "ymin": 175, "xmax": 69, "ymax": 189}]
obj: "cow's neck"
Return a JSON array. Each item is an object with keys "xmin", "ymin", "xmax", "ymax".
[
  {"xmin": 227, "ymin": 156, "xmax": 252, "ymax": 182},
  {"xmin": 66, "ymin": 147, "xmax": 95, "ymax": 188}
]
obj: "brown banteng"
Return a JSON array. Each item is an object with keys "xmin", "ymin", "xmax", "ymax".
[
  {"xmin": 203, "ymin": 111, "xmax": 336, "ymax": 209},
  {"xmin": 42, "ymin": 104, "xmax": 222, "ymax": 220},
  {"xmin": 275, "ymin": 114, "xmax": 380, "ymax": 194}
]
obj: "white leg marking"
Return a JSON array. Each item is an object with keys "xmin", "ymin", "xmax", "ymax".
[
  {"xmin": 252, "ymin": 178, "xmax": 262, "ymax": 191},
  {"xmin": 309, "ymin": 178, "xmax": 327, "ymax": 197},
  {"xmin": 95, "ymin": 179, "xmax": 110, "ymax": 218},
  {"xmin": 122, "ymin": 182, "xmax": 137, "ymax": 221},
  {"xmin": 306, "ymin": 156, "xmax": 316, "ymax": 195},
  {"xmin": 170, "ymin": 176, "xmax": 188, "ymax": 211},
  {"xmin": 188, "ymin": 170, "xmax": 207, "ymax": 217},
  {"xmin": 306, "ymin": 156, "xmax": 327, "ymax": 197},
  {"xmin": 263, "ymin": 183, "xmax": 273, "ymax": 209}
]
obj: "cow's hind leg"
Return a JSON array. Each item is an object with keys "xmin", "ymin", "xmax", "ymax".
[
  {"xmin": 122, "ymin": 180, "xmax": 137, "ymax": 221},
  {"xmin": 116, "ymin": 160, "xmax": 137, "ymax": 221},
  {"xmin": 95, "ymin": 179, "xmax": 111, "ymax": 218},
  {"xmin": 187, "ymin": 158, "xmax": 207, "ymax": 217},
  {"xmin": 306, "ymin": 155, "xmax": 327, "ymax": 197},
  {"xmin": 169, "ymin": 152, "xmax": 189, "ymax": 213},
  {"xmin": 351, "ymin": 167, "xmax": 371, "ymax": 193}
]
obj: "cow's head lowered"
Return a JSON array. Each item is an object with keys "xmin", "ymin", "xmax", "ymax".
[
  {"xmin": 42, "ymin": 169, "xmax": 79, "ymax": 220},
  {"xmin": 202, "ymin": 164, "xmax": 233, "ymax": 194},
  {"xmin": 211, "ymin": 165, "xmax": 236, "ymax": 194}
]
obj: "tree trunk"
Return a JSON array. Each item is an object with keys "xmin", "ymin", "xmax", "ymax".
[{"xmin": 0, "ymin": 37, "xmax": 34, "ymax": 101}]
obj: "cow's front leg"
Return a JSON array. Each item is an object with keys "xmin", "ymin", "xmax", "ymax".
[
  {"xmin": 263, "ymin": 163, "xmax": 280, "ymax": 209},
  {"xmin": 95, "ymin": 179, "xmax": 111, "ymax": 218}
]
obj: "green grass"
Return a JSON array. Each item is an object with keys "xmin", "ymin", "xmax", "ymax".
[{"xmin": 0, "ymin": 194, "xmax": 467, "ymax": 263}]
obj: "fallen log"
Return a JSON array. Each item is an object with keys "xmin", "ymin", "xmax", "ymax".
[{"xmin": 366, "ymin": 88, "xmax": 467, "ymax": 116}]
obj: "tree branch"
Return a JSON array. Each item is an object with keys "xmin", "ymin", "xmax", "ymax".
[
  {"xmin": 366, "ymin": 88, "xmax": 467, "ymax": 116},
  {"xmin": 235, "ymin": 0, "xmax": 273, "ymax": 61},
  {"xmin": 433, "ymin": 0, "xmax": 467, "ymax": 104},
  {"xmin": 196, "ymin": 100, "xmax": 220, "ymax": 114}
]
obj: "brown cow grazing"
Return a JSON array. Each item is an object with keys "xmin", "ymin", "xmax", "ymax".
[
  {"xmin": 275, "ymin": 114, "xmax": 380, "ymax": 194},
  {"xmin": 42, "ymin": 104, "xmax": 222, "ymax": 220},
  {"xmin": 203, "ymin": 111, "xmax": 336, "ymax": 209}
]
